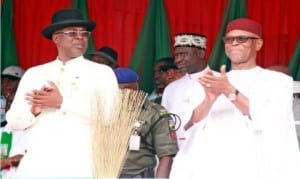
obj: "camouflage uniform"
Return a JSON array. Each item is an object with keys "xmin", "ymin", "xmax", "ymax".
[{"xmin": 120, "ymin": 100, "xmax": 179, "ymax": 178}]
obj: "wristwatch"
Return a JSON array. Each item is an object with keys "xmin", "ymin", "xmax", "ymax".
[{"xmin": 228, "ymin": 89, "xmax": 239, "ymax": 101}]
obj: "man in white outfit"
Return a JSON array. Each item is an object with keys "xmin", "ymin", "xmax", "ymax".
[
  {"xmin": 161, "ymin": 33, "xmax": 211, "ymax": 149},
  {"xmin": 6, "ymin": 9, "xmax": 118, "ymax": 178},
  {"xmin": 170, "ymin": 18, "xmax": 300, "ymax": 179}
]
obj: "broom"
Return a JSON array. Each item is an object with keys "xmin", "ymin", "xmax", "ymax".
[{"xmin": 91, "ymin": 88, "xmax": 147, "ymax": 178}]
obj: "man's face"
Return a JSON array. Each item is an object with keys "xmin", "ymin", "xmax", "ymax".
[
  {"xmin": 224, "ymin": 30, "xmax": 263, "ymax": 69},
  {"xmin": 53, "ymin": 26, "xmax": 89, "ymax": 60},
  {"xmin": 153, "ymin": 62, "xmax": 168, "ymax": 88},
  {"xmin": 165, "ymin": 69, "xmax": 183, "ymax": 85},
  {"xmin": 1, "ymin": 76, "xmax": 20, "ymax": 103},
  {"xmin": 174, "ymin": 46, "xmax": 205, "ymax": 74}
]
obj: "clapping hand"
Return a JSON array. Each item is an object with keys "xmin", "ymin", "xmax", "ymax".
[
  {"xmin": 199, "ymin": 65, "xmax": 233, "ymax": 100},
  {"xmin": 25, "ymin": 81, "xmax": 62, "ymax": 116}
]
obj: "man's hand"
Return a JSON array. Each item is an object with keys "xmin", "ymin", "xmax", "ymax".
[
  {"xmin": 198, "ymin": 68, "xmax": 222, "ymax": 101},
  {"xmin": 26, "ymin": 81, "xmax": 62, "ymax": 116},
  {"xmin": 199, "ymin": 65, "xmax": 236, "ymax": 97},
  {"xmin": 0, "ymin": 154, "xmax": 23, "ymax": 169},
  {"xmin": 10, "ymin": 154, "xmax": 23, "ymax": 167}
]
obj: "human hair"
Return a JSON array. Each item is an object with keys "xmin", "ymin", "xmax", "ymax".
[{"xmin": 156, "ymin": 57, "xmax": 178, "ymax": 72}]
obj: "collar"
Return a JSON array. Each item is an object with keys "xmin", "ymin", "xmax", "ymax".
[
  {"xmin": 54, "ymin": 56, "xmax": 85, "ymax": 67},
  {"xmin": 187, "ymin": 66, "xmax": 211, "ymax": 80}
]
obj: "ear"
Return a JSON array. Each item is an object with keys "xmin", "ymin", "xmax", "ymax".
[
  {"xmin": 197, "ymin": 49, "xmax": 206, "ymax": 58},
  {"xmin": 52, "ymin": 34, "xmax": 60, "ymax": 44},
  {"xmin": 256, "ymin": 39, "xmax": 263, "ymax": 51}
]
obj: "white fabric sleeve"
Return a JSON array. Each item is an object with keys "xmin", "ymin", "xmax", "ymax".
[
  {"xmin": 6, "ymin": 69, "xmax": 39, "ymax": 130},
  {"xmin": 9, "ymin": 130, "xmax": 27, "ymax": 156},
  {"xmin": 248, "ymin": 75, "xmax": 300, "ymax": 177}
]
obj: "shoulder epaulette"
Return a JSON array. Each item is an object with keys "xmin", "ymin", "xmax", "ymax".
[{"xmin": 150, "ymin": 102, "xmax": 169, "ymax": 118}]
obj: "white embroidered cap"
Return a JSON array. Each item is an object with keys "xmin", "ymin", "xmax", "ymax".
[{"xmin": 174, "ymin": 33, "xmax": 207, "ymax": 49}]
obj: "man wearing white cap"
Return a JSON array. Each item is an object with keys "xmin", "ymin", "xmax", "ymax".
[
  {"xmin": 1, "ymin": 66, "xmax": 25, "ymax": 114},
  {"xmin": 161, "ymin": 33, "xmax": 212, "ymax": 149},
  {"xmin": 170, "ymin": 18, "xmax": 300, "ymax": 179},
  {"xmin": 1, "ymin": 65, "xmax": 26, "ymax": 178}
]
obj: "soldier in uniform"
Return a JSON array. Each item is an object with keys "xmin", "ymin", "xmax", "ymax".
[{"xmin": 113, "ymin": 67, "xmax": 179, "ymax": 178}]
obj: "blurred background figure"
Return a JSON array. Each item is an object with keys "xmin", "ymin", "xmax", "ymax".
[
  {"xmin": 148, "ymin": 57, "xmax": 183, "ymax": 104},
  {"xmin": 267, "ymin": 65, "xmax": 291, "ymax": 76},
  {"xmin": 159, "ymin": 59, "xmax": 183, "ymax": 87},
  {"xmin": 1, "ymin": 65, "xmax": 26, "ymax": 178},
  {"xmin": 89, "ymin": 46, "xmax": 119, "ymax": 69},
  {"xmin": 1, "ymin": 66, "xmax": 25, "ymax": 115}
]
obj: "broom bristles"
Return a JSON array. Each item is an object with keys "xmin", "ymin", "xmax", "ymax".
[{"xmin": 91, "ymin": 89, "xmax": 147, "ymax": 178}]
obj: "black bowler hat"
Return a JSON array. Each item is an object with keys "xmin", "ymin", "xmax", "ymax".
[
  {"xmin": 42, "ymin": 9, "xmax": 96, "ymax": 39},
  {"xmin": 89, "ymin": 46, "xmax": 118, "ymax": 65}
]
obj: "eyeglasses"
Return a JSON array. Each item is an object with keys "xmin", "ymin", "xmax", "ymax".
[
  {"xmin": 55, "ymin": 31, "xmax": 91, "ymax": 38},
  {"xmin": 222, "ymin": 36, "xmax": 260, "ymax": 44}
]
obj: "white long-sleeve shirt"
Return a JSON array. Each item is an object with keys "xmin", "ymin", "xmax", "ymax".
[
  {"xmin": 6, "ymin": 56, "xmax": 118, "ymax": 177},
  {"xmin": 161, "ymin": 67, "xmax": 213, "ymax": 149},
  {"xmin": 170, "ymin": 66, "xmax": 300, "ymax": 179}
]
